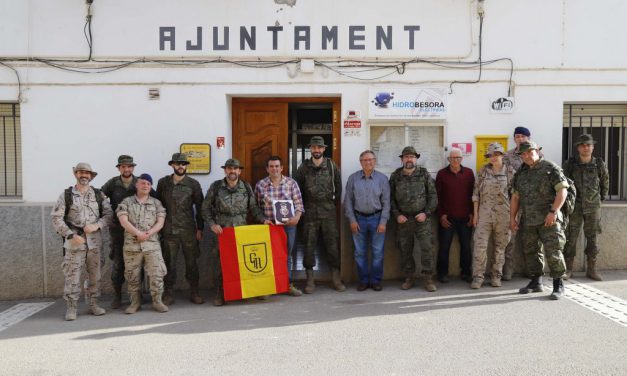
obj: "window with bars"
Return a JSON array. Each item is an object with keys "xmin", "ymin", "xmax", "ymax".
[
  {"xmin": 0, "ymin": 103, "xmax": 22, "ymax": 198},
  {"xmin": 562, "ymin": 103, "xmax": 627, "ymax": 201}
]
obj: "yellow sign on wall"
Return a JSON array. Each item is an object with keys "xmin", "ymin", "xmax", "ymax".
[
  {"xmin": 180, "ymin": 143, "xmax": 211, "ymax": 174},
  {"xmin": 475, "ymin": 135, "xmax": 509, "ymax": 171}
]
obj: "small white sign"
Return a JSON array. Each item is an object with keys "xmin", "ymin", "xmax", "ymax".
[{"xmin": 490, "ymin": 97, "xmax": 514, "ymax": 114}]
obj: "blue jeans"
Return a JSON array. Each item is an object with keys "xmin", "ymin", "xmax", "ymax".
[
  {"xmin": 284, "ymin": 225, "xmax": 296, "ymax": 282},
  {"xmin": 437, "ymin": 216, "xmax": 473, "ymax": 277},
  {"xmin": 351, "ymin": 213, "xmax": 386, "ymax": 284}
]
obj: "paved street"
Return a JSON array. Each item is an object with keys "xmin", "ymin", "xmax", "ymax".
[{"xmin": 1, "ymin": 272, "xmax": 626, "ymax": 375}]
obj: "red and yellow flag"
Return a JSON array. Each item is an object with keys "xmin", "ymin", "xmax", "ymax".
[{"xmin": 219, "ymin": 224, "xmax": 289, "ymax": 301}]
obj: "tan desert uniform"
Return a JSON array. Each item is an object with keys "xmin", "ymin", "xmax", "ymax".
[{"xmin": 116, "ymin": 196, "xmax": 167, "ymax": 297}]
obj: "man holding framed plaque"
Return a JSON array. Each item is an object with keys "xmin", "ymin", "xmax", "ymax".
[{"xmin": 255, "ymin": 155, "xmax": 305, "ymax": 297}]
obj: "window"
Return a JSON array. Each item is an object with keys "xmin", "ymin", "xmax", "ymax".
[
  {"xmin": 562, "ymin": 103, "xmax": 627, "ymax": 200},
  {"xmin": 0, "ymin": 103, "xmax": 22, "ymax": 198}
]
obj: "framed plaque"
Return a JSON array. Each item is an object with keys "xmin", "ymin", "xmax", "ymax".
[{"xmin": 272, "ymin": 199, "xmax": 294, "ymax": 224}]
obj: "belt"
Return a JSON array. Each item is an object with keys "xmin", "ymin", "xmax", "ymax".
[{"xmin": 354, "ymin": 209, "xmax": 382, "ymax": 217}]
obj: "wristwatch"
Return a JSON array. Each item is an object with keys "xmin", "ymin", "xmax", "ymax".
[
  {"xmin": 66, "ymin": 234, "xmax": 74, "ymax": 240},
  {"xmin": 549, "ymin": 209, "xmax": 557, "ymax": 214}
]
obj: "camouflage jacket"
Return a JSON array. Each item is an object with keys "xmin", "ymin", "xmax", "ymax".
[
  {"xmin": 156, "ymin": 175, "xmax": 204, "ymax": 235},
  {"xmin": 389, "ymin": 166, "xmax": 437, "ymax": 219},
  {"xmin": 51, "ymin": 186, "xmax": 113, "ymax": 251},
  {"xmin": 294, "ymin": 158, "xmax": 342, "ymax": 217},
  {"xmin": 512, "ymin": 158, "xmax": 569, "ymax": 226},
  {"xmin": 116, "ymin": 196, "xmax": 166, "ymax": 252},
  {"xmin": 562, "ymin": 156, "xmax": 609, "ymax": 213},
  {"xmin": 101, "ymin": 175, "xmax": 156, "ymax": 225},
  {"xmin": 473, "ymin": 163, "xmax": 514, "ymax": 217},
  {"xmin": 503, "ymin": 148, "xmax": 523, "ymax": 171},
  {"xmin": 202, "ymin": 178, "xmax": 264, "ymax": 228}
]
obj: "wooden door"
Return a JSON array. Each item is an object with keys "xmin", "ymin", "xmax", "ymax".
[{"xmin": 232, "ymin": 100, "xmax": 289, "ymax": 187}]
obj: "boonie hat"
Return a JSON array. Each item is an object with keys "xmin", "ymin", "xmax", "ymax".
[
  {"xmin": 516, "ymin": 141, "xmax": 542, "ymax": 154},
  {"xmin": 221, "ymin": 158, "xmax": 244, "ymax": 169},
  {"xmin": 137, "ymin": 173, "xmax": 153, "ymax": 185},
  {"xmin": 116, "ymin": 155, "xmax": 136, "ymax": 167},
  {"xmin": 168, "ymin": 153, "xmax": 190, "ymax": 165},
  {"xmin": 72, "ymin": 162, "xmax": 98, "ymax": 178},
  {"xmin": 485, "ymin": 142, "xmax": 505, "ymax": 157},
  {"xmin": 399, "ymin": 146, "xmax": 420, "ymax": 158},
  {"xmin": 308, "ymin": 136, "xmax": 327, "ymax": 148},
  {"xmin": 575, "ymin": 134, "xmax": 597, "ymax": 146}
]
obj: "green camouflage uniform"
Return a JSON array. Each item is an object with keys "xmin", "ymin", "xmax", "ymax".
[
  {"xmin": 202, "ymin": 178, "xmax": 264, "ymax": 289},
  {"xmin": 562, "ymin": 156, "xmax": 609, "ymax": 260},
  {"xmin": 472, "ymin": 163, "xmax": 514, "ymax": 279},
  {"xmin": 389, "ymin": 166, "xmax": 438, "ymax": 275},
  {"xmin": 116, "ymin": 196, "xmax": 167, "ymax": 296},
  {"xmin": 294, "ymin": 158, "xmax": 342, "ymax": 270},
  {"xmin": 156, "ymin": 175, "xmax": 204, "ymax": 289},
  {"xmin": 512, "ymin": 158, "xmax": 569, "ymax": 278},
  {"xmin": 51, "ymin": 186, "xmax": 113, "ymax": 301}
]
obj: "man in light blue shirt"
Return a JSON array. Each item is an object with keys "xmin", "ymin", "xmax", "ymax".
[{"xmin": 344, "ymin": 150, "xmax": 391, "ymax": 291}]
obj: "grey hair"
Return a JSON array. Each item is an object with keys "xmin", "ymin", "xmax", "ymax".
[{"xmin": 448, "ymin": 147, "xmax": 463, "ymax": 157}]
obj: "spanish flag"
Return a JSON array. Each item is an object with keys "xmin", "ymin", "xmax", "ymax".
[{"xmin": 219, "ymin": 224, "xmax": 289, "ymax": 301}]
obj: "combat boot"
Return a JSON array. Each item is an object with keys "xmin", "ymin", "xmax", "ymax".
[
  {"xmin": 65, "ymin": 299, "xmax": 78, "ymax": 321},
  {"xmin": 401, "ymin": 273, "xmax": 415, "ymax": 290},
  {"xmin": 331, "ymin": 269, "xmax": 346, "ymax": 292},
  {"xmin": 162, "ymin": 288, "xmax": 175, "ymax": 306},
  {"xmin": 287, "ymin": 283, "xmax": 302, "ymax": 297},
  {"xmin": 189, "ymin": 283, "xmax": 205, "ymax": 304},
  {"xmin": 564, "ymin": 257, "xmax": 574, "ymax": 280},
  {"xmin": 470, "ymin": 277, "xmax": 483, "ymax": 289},
  {"xmin": 304, "ymin": 269, "xmax": 315, "ymax": 294},
  {"xmin": 586, "ymin": 257, "xmax": 603, "ymax": 281},
  {"xmin": 518, "ymin": 276, "xmax": 544, "ymax": 294},
  {"xmin": 422, "ymin": 274, "xmax": 437, "ymax": 292},
  {"xmin": 490, "ymin": 274, "xmax": 502, "ymax": 288},
  {"xmin": 125, "ymin": 292, "xmax": 141, "ymax": 314},
  {"xmin": 111, "ymin": 285, "xmax": 122, "ymax": 309},
  {"xmin": 213, "ymin": 288, "xmax": 225, "ymax": 307},
  {"xmin": 549, "ymin": 278, "xmax": 565, "ymax": 300},
  {"xmin": 502, "ymin": 263, "xmax": 513, "ymax": 281},
  {"xmin": 89, "ymin": 297, "xmax": 106, "ymax": 316},
  {"xmin": 151, "ymin": 293, "xmax": 169, "ymax": 313}
]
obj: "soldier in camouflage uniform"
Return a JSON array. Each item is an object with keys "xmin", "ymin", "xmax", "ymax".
[
  {"xmin": 390, "ymin": 146, "xmax": 438, "ymax": 292},
  {"xmin": 294, "ymin": 136, "xmax": 345, "ymax": 294},
  {"xmin": 471, "ymin": 143, "xmax": 514, "ymax": 289},
  {"xmin": 562, "ymin": 134, "xmax": 609, "ymax": 281},
  {"xmin": 156, "ymin": 153, "xmax": 205, "ymax": 305},
  {"xmin": 116, "ymin": 174, "xmax": 168, "ymax": 314},
  {"xmin": 511, "ymin": 141, "xmax": 569, "ymax": 300},
  {"xmin": 51, "ymin": 162, "xmax": 113, "ymax": 321},
  {"xmin": 202, "ymin": 159, "xmax": 265, "ymax": 306}
]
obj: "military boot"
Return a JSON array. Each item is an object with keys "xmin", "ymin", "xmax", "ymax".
[
  {"xmin": 213, "ymin": 288, "xmax": 225, "ymax": 307},
  {"xmin": 490, "ymin": 274, "xmax": 502, "ymax": 288},
  {"xmin": 502, "ymin": 262, "xmax": 513, "ymax": 281},
  {"xmin": 287, "ymin": 283, "xmax": 303, "ymax": 297},
  {"xmin": 470, "ymin": 277, "xmax": 483, "ymax": 289},
  {"xmin": 518, "ymin": 276, "xmax": 544, "ymax": 294},
  {"xmin": 422, "ymin": 274, "xmax": 437, "ymax": 292},
  {"xmin": 151, "ymin": 293, "xmax": 169, "ymax": 313},
  {"xmin": 65, "ymin": 299, "xmax": 78, "ymax": 321},
  {"xmin": 111, "ymin": 285, "xmax": 122, "ymax": 309},
  {"xmin": 586, "ymin": 257, "xmax": 603, "ymax": 281},
  {"xmin": 189, "ymin": 283, "xmax": 205, "ymax": 304},
  {"xmin": 564, "ymin": 257, "xmax": 574, "ymax": 280},
  {"xmin": 162, "ymin": 288, "xmax": 175, "ymax": 306},
  {"xmin": 304, "ymin": 269, "xmax": 315, "ymax": 294},
  {"xmin": 125, "ymin": 292, "xmax": 141, "ymax": 314},
  {"xmin": 89, "ymin": 297, "xmax": 106, "ymax": 316},
  {"xmin": 331, "ymin": 269, "xmax": 346, "ymax": 292},
  {"xmin": 401, "ymin": 273, "xmax": 415, "ymax": 290},
  {"xmin": 549, "ymin": 278, "xmax": 565, "ymax": 300}
]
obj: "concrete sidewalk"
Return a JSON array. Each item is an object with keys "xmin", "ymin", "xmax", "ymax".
[{"xmin": 1, "ymin": 272, "xmax": 626, "ymax": 375}]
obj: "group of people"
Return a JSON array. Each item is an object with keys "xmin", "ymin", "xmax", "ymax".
[{"xmin": 51, "ymin": 128, "xmax": 608, "ymax": 321}]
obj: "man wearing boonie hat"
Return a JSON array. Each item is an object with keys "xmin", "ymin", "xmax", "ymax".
[
  {"xmin": 156, "ymin": 152, "xmax": 205, "ymax": 305},
  {"xmin": 510, "ymin": 141, "xmax": 569, "ymax": 300},
  {"xmin": 562, "ymin": 134, "xmax": 609, "ymax": 281},
  {"xmin": 51, "ymin": 162, "xmax": 113, "ymax": 321}
]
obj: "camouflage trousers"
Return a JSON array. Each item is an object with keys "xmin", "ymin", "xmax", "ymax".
[
  {"xmin": 162, "ymin": 232, "xmax": 200, "ymax": 289},
  {"xmin": 302, "ymin": 216, "xmax": 340, "ymax": 270},
  {"xmin": 123, "ymin": 249, "xmax": 167, "ymax": 295},
  {"xmin": 520, "ymin": 223, "xmax": 566, "ymax": 278},
  {"xmin": 472, "ymin": 215, "xmax": 511, "ymax": 279},
  {"xmin": 563, "ymin": 208, "xmax": 601, "ymax": 260},
  {"xmin": 109, "ymin": 225, "xmax": 126, "ymax": 288},
  {"xmin": 62, "ymin": 248, "xmax": 101, "ymax": 301},
  {"xmin": 396, "ymin": 217, "xmax": 434, "ymax": 275}
]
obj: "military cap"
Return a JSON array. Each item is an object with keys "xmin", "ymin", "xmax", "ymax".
[
  {"xmin": 485, "ymin": 142, "xmax": 505, "ymax": 157},
  {"xmin": 221, "ymin": 158, "xmax": 244, "ymax": 169},
  {"xmin": 516, "ymin": 141, "xmax": 542, "ymax": 154},
  {"xmin": 116, "ymin": 154, "xmax": 136, "ymax": 167},
  {"xmin": 514, "ymin": 126, "xmax": 531, "ymax": 137},
  {"xmin": 575, "ymin": 134, "xmax": 597, "ymax": 146},
  {"xmin": 398, "ymin": 146, "xmax": 420, "ymax": 158},
  {"xmin": 72, "ymin": 162, "xmax": 98, "ymax": 178},
  {"xmin": 168, "ymin": 152, "xmax": 190, "ymax": 165},
  {"xmin": 308, "ymin": 136, "xmax": 327, "ymax": 148},
  {"xmin": 137, "ymin": 173, "xmax": 153, "ymax": 185}
]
